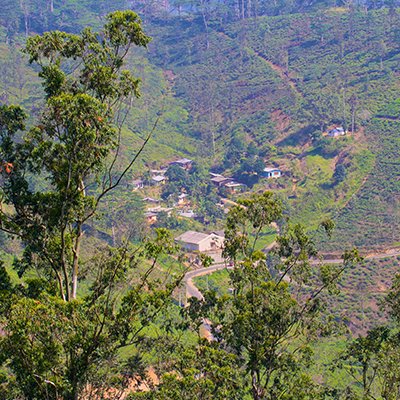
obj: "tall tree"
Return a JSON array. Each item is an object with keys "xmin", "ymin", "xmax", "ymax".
[
  {"xmin": 0, "ymin": 10, "xmax": 151, "ymax": 301},
  {"xmin": 0, "ymin": 12, "xmax": 185, "ymax": 400}
]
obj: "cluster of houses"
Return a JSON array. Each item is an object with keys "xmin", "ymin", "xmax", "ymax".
[
  {"xmin": 131, "ymin": 158, "xmax": 194, "ymax": 191},
  {"xmin": 210, "ymin": 173, "xmax": 243, "ymax": 194},
  {"xmin": 210, "ymin": 166, "xmax": 282, "ymax": 194},
  {"xmin": 132, "ymin": 156, "xmax": 284, "ymax": 225},
  {"xmin": 262, "ymin": 167, "xmax": 282, "ymax": 179},
  {"xmin": 143, "ymin": 193, "xmax": 194, "ymax": 225}
]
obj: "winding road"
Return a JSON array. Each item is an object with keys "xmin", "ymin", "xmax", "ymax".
[
  {"xmin": 183, "ymin": 263, "xmax": 231, "ymax": 302},
  {"xmin": 183, "ymin": 246, "xmax": 400, "ymax": 341},
  {"xmin": 184, "ymin": 248, "xmax": 400, "ymax": 302}
]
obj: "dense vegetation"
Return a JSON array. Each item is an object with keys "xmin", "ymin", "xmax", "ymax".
[
  {"xmin": 0, "ymin": 1, "xmax": 399, "ymax": 399},
  {"xmin": 0, "ymin": 0, "xmax": 399, "ymax": 250}
]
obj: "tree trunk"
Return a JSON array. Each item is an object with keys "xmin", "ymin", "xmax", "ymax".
[
  {"xmin": 235, "ymin": 0, "xmax": 240, "ymax": 19},
  {"xmin": 71, "ymin": 222, "xmax": 82, "ymax": 299},
  {"xmin": 251, "ymin": 370, "xmax": 263, "ymax": 400},
  {"xmin": 341, "ymin": 87, "xmax": 347, "ymax": 132},
  {"xmin": 247, "ymin": 0, "xmax": 252, "ymax": 18},
  {"xmin": 71, "ymin": 179, "xmax": 85, "ymax": 299},
  {"xmin": 200, "ymin": 1, "xmax": 209, "ymax": 50}
]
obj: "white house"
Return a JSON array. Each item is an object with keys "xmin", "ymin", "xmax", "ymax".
[
  {"xmin": 175, "ymin": 231, "xmax": 224, "ymax": 252},
  {"xmin": 224, "ymin": 181, "xmax": 243, "ymax": 193},
  {"xmin": 328, "ymin": 127, "xmax": 345, "ymax": 137},
  {"xmin": 178, "ymin": 210, "xmax": 197, "ymax": 219},
  {"xmin": 131, "ymin": 179, "xmax": 144, "ymax": 190},
  {"xmin": 152, "ymin": 175, "xmax": 166, "ymax": 185},
  {"xmin": 262, "ymin": 167, "xmax": 282, "ymax": 179}
]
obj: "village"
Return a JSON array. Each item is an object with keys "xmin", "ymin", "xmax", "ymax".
[
  {"xmin": 128, "ymin": 156, "xmax": 283, "ymax": 255},
  {"xmin": 131, "ymin": 123, "xmax": 347, "ymax": 219},
  {"xmin": 129, "ymin": 122, "xmax": 349, "ymax": 261}
]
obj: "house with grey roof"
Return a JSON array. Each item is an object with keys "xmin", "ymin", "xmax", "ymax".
[
  {"xmin": 169, "ymin": 158, "xmax": 193, "ymax": 170},
  {"xmin": 211, "ymin": 175, "xmax": 233, "ymax": 187},
  {"xmin": 175, "ymin": 231, "xmax": 224, "ymax": 252},
  {"xmin": 152, "ymin": 175, "xmax": 166, "ymax": 185},
  {"xmin": 328, "ymin": 126, "xmax": 345, "ymax": 137},
  {"xmin": 224, "ymin": 181, "xmax": 243, "ymax": 193}
]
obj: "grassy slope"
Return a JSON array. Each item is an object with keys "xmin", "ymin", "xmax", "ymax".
[
  {"xmin": 0, "ymin": 44, "xmax": 198, "ymax": 178},
  {"xmin": 223, "ymin": 10, "xmax": 400, "ymax": 249},
  {"xmin": 1, "ymin": 9, "xmax": 398, "ymax": 250},
  {"xmin": 145, "ymin": 9, "xmax": 399, "ymax": 250}
]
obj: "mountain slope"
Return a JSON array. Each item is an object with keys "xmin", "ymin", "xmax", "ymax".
[{"xmin": 0, "ymin": 5, "xmax": 399, "ymax": 250}]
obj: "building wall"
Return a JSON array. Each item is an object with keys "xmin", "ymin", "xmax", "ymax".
[
  {"xmin": 198, "ymin": 236, "xmax": 224, "ymax": 252},
  {"xmin": 179, "ymin": 235, "xmax": 224, "ymax": 252},
  {"xmin": 181, "ymin": 242, "xmax": 200, "ymax": 252},
  {"xmin": 198, "ymin": 237, "xmax": 214, "ymax": 252}
]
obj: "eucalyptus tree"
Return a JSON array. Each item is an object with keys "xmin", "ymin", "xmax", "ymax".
[
  {"xmin": 0, "ymin": 11, "xmax": 184, "ymax": 400},
  {"xmin": 0, "ymin": 10, "xmax": 150, "ymax": 301}
]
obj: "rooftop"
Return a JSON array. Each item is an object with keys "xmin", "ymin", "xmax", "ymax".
[
  {"xmin": 175, "ymin": 231, "xmax": 210, "ymax": 244},
  {"xmin": 152, "ymin": 175, "xmax": 166, "ymax": 182},
  {"xmin": 211, "ymin": 175, "xmax": 232, "ymax": 183},
  {"xmin": 212, "ymin": 230, "xmax": 225, "ymax": 237},
  {"xmin": 147, "ymin": 207, "xmax": 173, "ymax": 213},
  {"xmin": 264, "ymin": 167, "xmax": 281, "ymax": 173},
  {"xmin": 179, "ymin": 211, "xmax": 197, "ymax": 218},
  {"xmin": 151, "ymin": 169, "xmax": 167, "ymax": 175},
  {"xmin": 143, "ymin": 197, "xmax": 159, "ymax": 203},
  {"xmin": 224, "ymin": 181, "xmax": 243, "ymax": 188},
  {"xmin": 170, "ymin": 158, "xmax": 193, "ymax": 165}
]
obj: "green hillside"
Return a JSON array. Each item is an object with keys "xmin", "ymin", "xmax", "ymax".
[
  {"xmin": 0, "ymin": 2, "xmax": 399, "ymax": 249},
  {"xmin": 1, "ymin": 3, "xmax": 400, "ymax": 399},
  {"xmin": 145, "ymin": 8, "xmax": 400, "ymax": 250}
]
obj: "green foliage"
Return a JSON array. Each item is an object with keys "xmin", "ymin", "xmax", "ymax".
[
  {"xmin": 0, "ymin": 14, "xmax": 188, "ymax": 400},
  {"xmin": 325, "ymin": 118, "xmax": 400, "ymax": 249},
  {"xmin": 1, "ymin": 4, "xmax": 399, "ymax": 250},
  {"xmin": 129, "ymin": 342, "xmax": 246, "ymax": 400},
  {"xmin": 0, "ymin": 231, "xmax": 182, "ymax": 399},
  {"xmin": 183, "ymin": 193, "xmax": 361, "ymax": 399},
  {"xmin": 0, "ymin": 3, "xmax": 399, "ymax": 398},
  {"xmin": 0, "ymin": 10, "xmax": 150, "ymax": 301},
  {"xmin": 333, "ymin": 163, "xmax": 347, "ymax": 185}
]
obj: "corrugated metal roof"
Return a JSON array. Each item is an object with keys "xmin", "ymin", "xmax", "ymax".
[
  {"xmin": 175, "ymin": 231, "xmax": 210, "ymax": 244},
  {"xmin": 211, "ymin": 175, "xmax": 231, "ymax": 183},
  {"xmin": 152, "ymin": 175, "xmax": 165, "ymax": 182},
  {"xmin": 170, "ymin": 158, "xmax": 193, "ymax": 165},
  {"xmin": 224, "ymin": 181, "xmax": 242, "ymax": 187}
]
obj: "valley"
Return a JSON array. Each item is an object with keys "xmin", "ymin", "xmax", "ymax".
[{"xmin": 0, "ymin": 1, "xmax": 399, "ymax": 399}]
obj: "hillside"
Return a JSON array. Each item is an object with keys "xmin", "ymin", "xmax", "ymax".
[
  {"xmin": 1, "ymin": 3, "xmax": 400, "ymax": 399},
  {"xmin": 0, "ymin": 3, "xmax": 399, "ymax": 251},
  {"xmin": 144, "ymin": 8, "xmax": 400, "ymax": 250}
]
